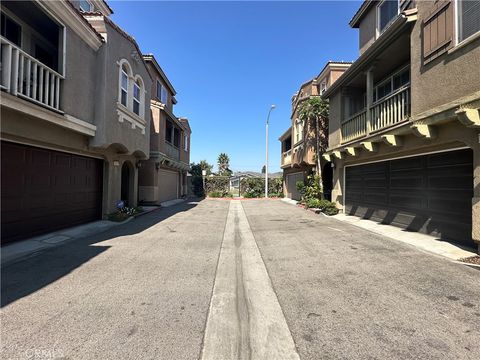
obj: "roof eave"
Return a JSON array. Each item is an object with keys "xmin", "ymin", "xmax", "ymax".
[{"xmin": 322, "ymin": 13, "xmax": 415, "ymax": 99}]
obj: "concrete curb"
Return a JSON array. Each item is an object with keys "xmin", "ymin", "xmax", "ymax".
[{"xmin": 331, "ymin": 214, "xmax": 477, "ymax": 261}]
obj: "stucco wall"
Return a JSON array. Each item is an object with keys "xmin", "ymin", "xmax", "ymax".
[
  {"xmin": 327, "ymin": 91, "xmax": 342, "ymax": 149},
  {"xmin": 359, "ymin": 5, "xmax": 377, "ymax": 55},
  {"xmin": 61, "ymin": 26, "xmax": 98, "ymax": 124},
  {"xmin": 91, "ymin": 21, "xmax": 152, "ymax": 157},
  {"xmin": 410, "ymin": 1, "xmax": 480, "ymax": 116}
]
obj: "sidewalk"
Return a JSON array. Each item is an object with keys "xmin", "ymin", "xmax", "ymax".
[
  {"xmin": 1, "ymin": 206, "xmax": 160, "ymax": 267},
  {"xmin": 332, "ymin": 213, "xmax": 477, "ymax": 261},
  {"xmin": 279, "ymin": 198, "xmax": 477, "ymax": 261}
]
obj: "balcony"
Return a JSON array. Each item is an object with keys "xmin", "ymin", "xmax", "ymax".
[
  {"xmin": 281, "ymin": 149, "xmax": 292, "ymax": 167},
  {"xmin": 341, "ymin": 85, "xmax": 410, "ymax": 143},
  {"xmin": 1, "ymin": 37, "xmax": 63, "ymax": 112},
  {"xmin": 165, "ymin": 141, "xmax": 180, "ymax": 161}
]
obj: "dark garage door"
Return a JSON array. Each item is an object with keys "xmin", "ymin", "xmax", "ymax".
[
  {"xmin": 1, "ymin": 142, "xmax": 103, "ymax": 244},
  {"xmin": 345, "ymin": 148, "xmax": 473, "ymax": 245}
]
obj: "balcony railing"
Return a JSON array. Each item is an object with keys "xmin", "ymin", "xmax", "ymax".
[
  {"xmin": 281, "ymin": 149, "xmax": 292, "ymax": 166},
  {"xmin": 341, "ymin": 86, "xmax": 410, "ymax": 143},
  {"xmin": 341, "ymin": 110, "xmax": 367, "ymax": 142},
  {"xmin": 165, "ymin": 141, "xmax": 180, "ymax": 161},
  {"xmin": 1, "ymin": 37, "xmax": 63, "ymax": 112},
  {"xmin": 370, "ymin": 85, "xmax": 410, "ymax": 132}
]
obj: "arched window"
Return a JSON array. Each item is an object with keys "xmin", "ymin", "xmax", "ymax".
[
  {"xmin": 133, "ymin": 75, "xmax": 145, "ymax": 118},
  {"xmin": 119, "ymin": 61, "xmax": 132, "ymax": 107},
  {"xmin": 133, "ymin": 79, "xmax": 141, "ymax": 115}
]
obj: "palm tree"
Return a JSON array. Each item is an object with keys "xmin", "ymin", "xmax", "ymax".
[
  {"xmin": 199, "ymin": 160, "xmax": 213, "ymax": 175},
  {"xmin": 298, "ymin": 96, "xmax": 329, "ymax": 180},
  {"xmin": 217, "ymin": 153, "xmax": 230, "ymax": 175}
]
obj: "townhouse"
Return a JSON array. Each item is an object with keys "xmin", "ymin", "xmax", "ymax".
[
  {"xmin": 138, "ymin": 54, "xmax": 191, "ymax": 204},
  {"xmin": 279, "ymin": 61, "xmax": 351, "ymax": 200},
  {"xmin": 0, "ymin": 0, "xmax": 153, "ymax": 243},
  {"xmin": 322, "ymin": 0, "xmax": 480, "ymax": 251}
]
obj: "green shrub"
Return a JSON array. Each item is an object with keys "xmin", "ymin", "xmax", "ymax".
[
  {"xmin": 240, "ymin": 177, "xmax": 282, "ymax": 198},
  {"xmin": 205, "ymin": 176, "xmax": 230, "ymax": 197},
  {"xmin": 304, "ymin": 198, "xmax": 338, "ymax": 215},
  {"xmin": 208, "ymin": 190, "xmax": 223, "ymax": 198}
]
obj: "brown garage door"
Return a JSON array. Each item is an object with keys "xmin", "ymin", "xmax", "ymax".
[
  {"xmin": 1, "ymin": 142, "xmax": 103, "ymax": 244},
  {"xmin": 286, "ymin": 172, "xmax": 304, "ymax": 200},
  {"xmin": 345, "ymin": 148, "xmax": 473, "ymax": 246},
  {"xmin": 158, "ymin": 169, "xmax": 179, "ymax": 202}
]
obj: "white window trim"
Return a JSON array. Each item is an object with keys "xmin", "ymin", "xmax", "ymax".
[
  {"xmin": 120, "ymin": 69, "xmax": 129, "ymax": 107},
  {"xmin": 1, "ymin": 5, "xmax": 66, "ymax": 76},
  {"xmin": 79, "ymin": 0, "xmax": 94, "ymax": 12},
  {"xmin": 184, "ymin": 134, "xmax": 188, "ymax": 151},
  {"xmin": 376, "ymin": 0, "xmax": 400, "ymax": 38},
  {"xmin": 133, "ymin": 82, "xmax": 141, "ymax": 115},
  {"xmin": 373, "ymin": 64, "xmax": 410, "ymax": 103},
  {"xmin": 320, "ymin": 81, "xmax": 327, "ymax": 95},
  {"xmin": 117, "ymin": 59, "xmax": 146, "ymax": 121},
  {"xmin": 454, "ymin": 0, "xmax": 480, "ymax": 46}
]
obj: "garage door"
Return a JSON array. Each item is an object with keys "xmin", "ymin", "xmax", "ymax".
[
  {"xmin": 158, "ymin": 169, "xmax": 179, "ymax": 202},
  {"xmin": 286, "ymin": 172, "xmax": 304, "ymax": 200},
  {"xmin": 1, "ymin": 142, "xmax": 103, "ymax": 244},
  {"xmin": 345, "ymin": 148, "xmax": 473, "ymax": 245}
]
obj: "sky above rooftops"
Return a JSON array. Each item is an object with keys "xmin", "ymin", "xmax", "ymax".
[{"xmin": 112, "ymin": 0, "xmax": 361, "ymax": 172}]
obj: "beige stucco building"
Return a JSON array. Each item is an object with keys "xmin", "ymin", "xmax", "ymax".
[
  {"xmin": 138, "ymin": 55, "xmax": 191, "ymax": 204},
  {"xmin": 1, "ymin": 0, "xmax": 152, "ymax": 243},
  {"xmin": 279, "ymin": 61, "xmax": 351, "ymax": 200},
  {"xmin": 322, "ymin": 0, "xmax": 480, "ymax": 252}
]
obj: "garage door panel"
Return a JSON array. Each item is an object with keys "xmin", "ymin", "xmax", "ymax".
[
  {"xmin": 389, "ymin": 195, "xmax": 424, "ymax": 209},
  {"xmin": 1, "ymin": 142, "xmax": 103, "ymax": 244},
  {"xmin": 345, "ymin": 149, "xmax": 473, "ymax": 245}
]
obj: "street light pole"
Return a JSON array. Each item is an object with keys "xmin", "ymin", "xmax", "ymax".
[{"xmin": 265, "ymin": 104, "xmax": 276, "ymax": 198}]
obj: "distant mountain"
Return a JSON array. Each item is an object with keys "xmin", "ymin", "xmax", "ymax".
[{"xmin": 232, "ymin": 171, "xmax": 282, "ymax": 179}]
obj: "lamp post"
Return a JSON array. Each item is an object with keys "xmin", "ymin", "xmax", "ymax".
[{"xmin": 265, "ymin": 104, "xmax": 276, "ymax": 198}]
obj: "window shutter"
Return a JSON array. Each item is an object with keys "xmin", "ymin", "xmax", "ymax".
[{"xmin": 422, "ymin": 0, "xmax": 454, "ymax": 64}]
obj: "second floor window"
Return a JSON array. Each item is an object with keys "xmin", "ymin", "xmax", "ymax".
[
  {"xmin": 1, "ymin": 12, "xmax": 21, "ymax": 46},
  {"xmin": 457, "ymin": 0, "xmax": 480, "ymax": 42},
  {"xmin": 79, "ymin": 0, "xmax": 93, "ymax": 12},
  {"xmin": 377, "ymin": 0, "xmax": 399, "ymax": 35},
  {"xmin": 295, "ymin": 119, "xmax": 303, "ymax": 143},
  {"xmin": 173, "ymin": 128, "xmax": 180, "ymax": 147},
  {"xmin": 120, "ymin": 65, "xmax": 129, "ymax": 107},
  {"xmin": 184, "ymin": 134, "xmax": 188, "ymax": 151},
  {"xmin": 133, "ymin": 80, "xmax": 141, "ymax": 115},
  {"xmin": 165, "ymin": 120, "xmax": 173, "ymax": 143},
  {"xmin": 373, "ymin": 66, "xmax": 409, "ymax": 103},
  {"xmin": 157, "ymin": 81, "xmax": 168, "ymax": 104},
  {"xmin": 320, "ymin": 82, "xmax": 327, "ymax": 95}
]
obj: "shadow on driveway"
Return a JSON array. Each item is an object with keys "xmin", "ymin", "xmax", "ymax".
[{"xmin": 1, "ymin": 200, "xmax": 200, "ymax": 307}]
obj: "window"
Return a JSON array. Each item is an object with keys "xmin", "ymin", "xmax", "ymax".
[
  {"xmin": 156, "ymin": 82, "xmax": 168, "ymax": 103},
  {"xmin": 184, "ymin": 134, "xmax": 188, "ymax": 151},
  {"xmin": 156, "ymin": 81, "xmax": 162, "ymax": 100},
  {"xmin": 161, "ymin": 85, "xmax": 168, "ymax": 104},
  {"xmin": 1, "ymin": 12, "xmax": 21, "ymax": 46},
  {"xmin": 120, "ymin": 64, "xmax": 129, "ymax": 107},
  {"xmin": 295, "ymin": 119, "xmax": 303, "ymax": 143},
  {"xmin": 373, "ymin": 67, "xmax": 409, "ymax": 102},
  {"xmin": 457, "ymin": 0, "xmax": 480, "ymax": 42},
  {"xmin": 173, "ymin": 128, "xmax": 180, "ymax": 147},
  {"xmin": 133, "ymin": 80, "xmax": 141, "ymax": 115},
  {"xmin": 377, "ymin": 0, "xmax": 399, "ymax": 35},
  {"xmin": 79, "ymin": 0, "xmax": 93, "ymax": 12},
  {"xmin": 320, "ymin": 82, "xmax": 327, "ymax": 95},
  {"xmin": 165, "ymin": 120, "xmax": 173, "ymax": 143}
]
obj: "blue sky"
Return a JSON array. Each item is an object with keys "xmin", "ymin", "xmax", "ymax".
[{"xmin": 112, "ymin": 1, "xmax": 361, "ymax": 172}]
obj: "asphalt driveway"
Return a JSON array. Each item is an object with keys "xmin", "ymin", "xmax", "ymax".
[
  {"xmin": 2, "ymin": 199, "xmax": 479, "ymax": 360},
  {"xmin": 242, "ymin": 200, "xmax": 480, "ymax": 360}
]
